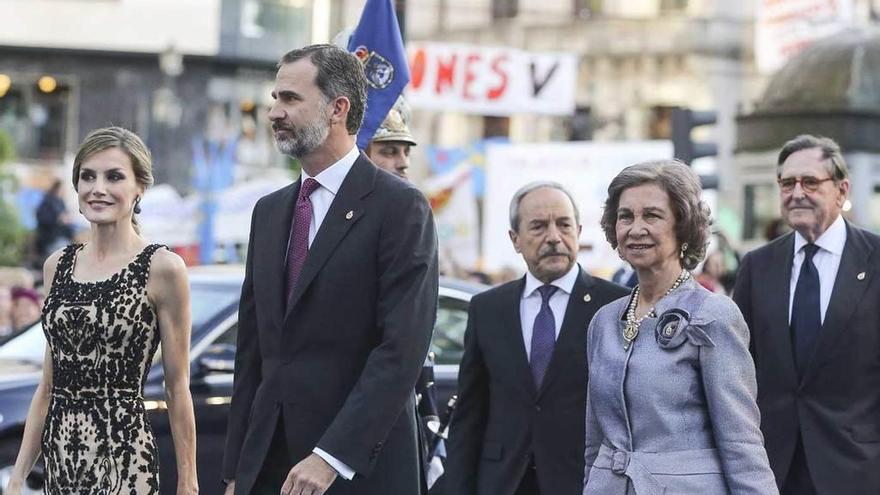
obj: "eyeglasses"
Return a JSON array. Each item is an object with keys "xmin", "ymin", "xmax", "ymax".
[{"xmin": 777, "ymin": 176, "xmax": 833, "ymax": 193}]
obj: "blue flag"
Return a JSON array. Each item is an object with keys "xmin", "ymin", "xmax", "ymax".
[{"xmin": 348, "ymin": 0, "xmax": 410, "ymax": 150}]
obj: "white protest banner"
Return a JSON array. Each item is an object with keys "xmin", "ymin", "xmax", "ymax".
[
  {"xmin": 424, "ymin": 162, "xmax": 480, "ymax": 271},
  {"xmin": 406, "ymin": 42, "xmax": 577, "ymax": 116},
  {"xmin": 483, "ymin": 141, "xmax": 673, "ymax": 276},
  {"xmin": 756, "ymin": 0, "xmax": 854, "ymax": 74}
]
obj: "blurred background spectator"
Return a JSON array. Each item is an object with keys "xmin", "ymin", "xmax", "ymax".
[
  {"xmin": 10, "ymin": 286, "xmax": 41, "ymax": 334},
  {"xmin": 696, "ymin": 250, "xmax": 726, "ymax": 293},
  {"xmin": 764, "ymin": 218, "xmax": 789, "ymax": 242},
  {"xmin": 0, "ymin": 284, "xmax": 12, "ymax": 337},
  {"xmin": 35, "ymin": 179, "xmax": 74, "ymax": 261}
]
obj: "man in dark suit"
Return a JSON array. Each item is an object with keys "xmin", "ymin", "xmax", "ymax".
[
  {"xmin": 222, "ymin": 44, "xmax": 438, "ymax": 495},
  {"xmin": 446, "ymin": 182, "xmax": 628, "ymax": 495},
  {"xmin": 610, "ymin": 264, "xmax": 637, "ymax": 288},
  {"xmin": 734, "ymin": 135, "xmax": 880, "ymax": 495}
]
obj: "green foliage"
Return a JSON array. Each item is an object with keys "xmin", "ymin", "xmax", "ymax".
[
  {"xmin": 286, "ymin": 155, "xmax": 302, "ymax": 175},
  {"xmin": 0, "ymin": 129, "xmax": 13, "ymax": 164},
  {"xmin": 0, "ymin": 130, "xmax": 25, "ymax": 266}
]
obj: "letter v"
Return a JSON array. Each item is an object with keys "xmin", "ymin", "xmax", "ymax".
[{"xmin": 530, "ymin": 61, "xmax": 559, "ymax": 96}]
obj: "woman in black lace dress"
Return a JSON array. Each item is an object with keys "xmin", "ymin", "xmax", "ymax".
[{"xmin": 5, "ymin": 127, "xmax": 198, "ymax": 495}]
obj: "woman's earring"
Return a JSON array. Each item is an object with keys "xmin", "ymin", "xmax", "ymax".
[
  {"xmin": 133, "ymin": 197, "xmax": 142, "ymax": 214},
  {"xmin": 679, "ymin": 243, "xmax": 689, "ymax": 259}
]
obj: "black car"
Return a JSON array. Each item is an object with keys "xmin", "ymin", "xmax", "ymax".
[{"xmin": 0, "ymin": 266, "xmax": 486, "ymax": 494}]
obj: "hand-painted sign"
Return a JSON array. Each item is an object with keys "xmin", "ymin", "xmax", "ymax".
[
  {"xmin": 756, "ymin": 0, "xmax": 854, "ymax": 74},
  {"xmin": 406, "ymin": 43, "xmax": 577, "ymax": 116}
]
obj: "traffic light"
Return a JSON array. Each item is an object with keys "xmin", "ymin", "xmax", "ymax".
[
  {"xmin": 671, "ymin": 107, "xmax": 718, "ymax": 189},
  {"xmin": 671, "ymin": 108, "xmax": 717, "ymax": 164}
]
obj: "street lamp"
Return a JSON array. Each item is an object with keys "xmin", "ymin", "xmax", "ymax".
[{"xmin": 154, "ymin": 45, "xmax": 183, "ymax": 128}]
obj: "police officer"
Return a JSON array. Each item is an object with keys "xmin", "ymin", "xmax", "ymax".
[{"xmin": 365, "ymin": 97, "xmax": 416, "ymax": 180}]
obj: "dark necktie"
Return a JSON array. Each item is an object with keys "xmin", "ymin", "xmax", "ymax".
[
  {"xmin": 791, "ymin": 243, "xmax": 821, "ymax": 374},
  {"xmin": 286, "ymin": 178, "xmax": 320, "ymax": 305},
  {"xmin": 530, "ymin": 285, "xmax": 559, "ymax": 388}
]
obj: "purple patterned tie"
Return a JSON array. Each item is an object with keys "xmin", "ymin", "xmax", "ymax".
[
  {"xmin": 530, "ymin": 285, "xmax": 558, "ymax": 388},
  {"xmin": 286, "ymin": 178, "xmax": 320, "ymax": 305}
]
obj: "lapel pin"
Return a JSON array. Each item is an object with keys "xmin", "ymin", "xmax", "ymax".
[
  {"xmin": 583, "ymin": 294, "xmax": 591, "ymax": 303},
  {"xmin": 857, "ymin": 272, "xmax": 866, "ymax": 281},
  {"xmin": 345, "ymin": 210, "xmax": 354, "ymax": 220}
]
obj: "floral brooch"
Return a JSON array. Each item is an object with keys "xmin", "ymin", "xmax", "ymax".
[{"xmin": 654, "ymin": 308, "xmax": 716, "ymax": 350}]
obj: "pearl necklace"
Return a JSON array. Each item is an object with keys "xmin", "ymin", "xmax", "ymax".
[{"xmin": 623, "ymin": 269, "xmax": 690, "ymax": 350}]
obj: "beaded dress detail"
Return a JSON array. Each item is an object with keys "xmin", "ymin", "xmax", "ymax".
[{"xmin": 41, "ymin": 243, "xmax": 165, "ymax": 494}]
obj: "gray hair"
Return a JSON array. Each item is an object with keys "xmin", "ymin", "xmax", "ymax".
[
  {"xmin": 777, "ymin": 134, "xmax": 849, "ymax": 182},
  {"xmin": 279, "ymin": 44, "xmax": 367, "ymax": 135},
  {"xmin": 599, "ymin": 160, "xmax": 711, "ymax": 270},
  {"xmin": 509, "ymin": 181, "xmax": 581, "ymax": 232}
]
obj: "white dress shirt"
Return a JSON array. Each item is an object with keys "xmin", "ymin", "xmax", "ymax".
[
  {"xmin": 788, "ymin": 214, "xmax": 847, "ymax": 325},
  {"xmin": 292, "ymin": 144, "xmax": 359, "ymax": 480},
  {"xmin": 295, "ymin": 145, "xmax": 360, "ymax": 248},
  {"xmin": 520, "ymin": 263, "xmax": 580, "ymax": 361}
]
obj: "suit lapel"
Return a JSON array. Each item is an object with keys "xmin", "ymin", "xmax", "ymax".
[
  {"xmin": 261, "ymin": 182, "xmax": 298, "ymax": 328},
  {"xmin": 536, "ymin": 268, "xmax": 595, "ymax": 399},
  {"xmin": 801, "ymin": 222, "xmax": 874, "ymax": 385},
  {"xmin": 497, "ymin": 277, "xmax": 535, "ymax": 396},
  {"xmin": 284, "ymin": 155, "xmax": 374, "ymax": 317},
  {"xmin": 764, "ymin": 233, "xmax": 799, "ymax": 386}
]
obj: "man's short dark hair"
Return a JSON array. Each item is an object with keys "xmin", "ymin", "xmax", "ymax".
[
  {"xmin": 777, "ymin": 134, "xmax": 849, "ymax": 182},
  {"xmin": 279, "ymin": 44, "xmax": 368, "ymax": 135}
]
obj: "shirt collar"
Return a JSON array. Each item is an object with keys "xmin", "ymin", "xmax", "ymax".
[
  {"xmin": 522, "ymin": 263, "xmax": 580, "ymax": 300},
  {"xmin": 300, "ymin": 145, "xmax": 359, "ymax": 195},
  {"xmin": 793, "ymin": 214, "xmax": 847, "ymax": 256}
]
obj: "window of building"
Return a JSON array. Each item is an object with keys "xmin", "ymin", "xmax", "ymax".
[
  {"xmin": 492, "ymin": 0, "xmax": 518, "ymax": 19},
  {"xmin": 573, "ymin": 0, "xmax": 603, "ymax": 18},
  {"xmin": 648, "ymin": 105, "xmax": 674, "ymax": 139},
  {"xmin": 483, "ymin": 116, "xmax": 510, "ymax": 138},
  {"xmin": 0, "ymin": 76, "xmax": 71, "ymax": 162},
  {"xmin": 743, "ymin": 182, "xmax": 780, "ymax": 241},
  {"xmin": 659, "ymin": 0, "xmax": 688, "ymax": 12}
]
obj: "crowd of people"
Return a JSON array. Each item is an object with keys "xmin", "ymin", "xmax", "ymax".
[
  {"xmin": 0, "ymin": 271, "xmax": 42, "ymax": 339},
  {"xmin": 2, "ymin": 42, "xmax": 875, "ymax": 495}
]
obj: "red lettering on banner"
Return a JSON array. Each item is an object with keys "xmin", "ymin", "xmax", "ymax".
[
  {"xmin": 410, "ymin": 48, "xmax": 426, "ymax": 90},
  {"xmin": 435, "ymin": 54, "xmax": 457, "ymax": 94},
  {"xmin": 487, "ymin": 55, "xmax": 509, "ymax": 100},
  {"xmin": 462, "ymin": 53, "xmax": 480, "ymax": 100}
]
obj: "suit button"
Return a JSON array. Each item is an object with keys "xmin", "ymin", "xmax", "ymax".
[{"xmin": 535, "ymin": 405, "xmax": 541, "ymax": 412}]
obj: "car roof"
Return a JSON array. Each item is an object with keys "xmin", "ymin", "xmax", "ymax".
[
  {"xmin": 186, "ymin": 264, "xmax": 491, "ymax": 295},
  {"xmin": 187, "ymin": 264, "xmax": 244, "ymax": 285},
  {"xmin": 439, "ymin": 276, "xmax": 490, "ymax": 295}
]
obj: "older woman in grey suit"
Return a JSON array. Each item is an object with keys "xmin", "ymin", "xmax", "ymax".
[{"xmin": 583, "ymin": 160, "xmax": 777, "ymax": 495}]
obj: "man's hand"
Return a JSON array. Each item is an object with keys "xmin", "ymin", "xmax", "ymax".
[
  {"xmin": 281, "ymin": 453, "xmax": 338, "ymax": 495},
  {"xmin": 223, "ymin": 480, "xmax": 234, "ymax": 495}
]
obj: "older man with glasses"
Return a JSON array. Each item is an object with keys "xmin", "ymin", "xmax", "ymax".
[{"xmin": 733, "ymin": 135, "xmax": 880, "ymax": 495}]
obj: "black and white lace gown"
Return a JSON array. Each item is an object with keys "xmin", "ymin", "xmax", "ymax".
[{"xmin": 40, "ymin": 243, "xmax": 166, "ymax": 495}]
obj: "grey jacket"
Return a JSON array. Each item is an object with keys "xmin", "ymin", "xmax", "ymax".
[{"xmin": 583, "ymin": 278, "xmax": 777, "ymax": 495}]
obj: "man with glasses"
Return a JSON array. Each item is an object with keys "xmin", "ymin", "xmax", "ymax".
[{"xmin": 733, "ymin": 135, "xmax": 880, "ymax": 495}]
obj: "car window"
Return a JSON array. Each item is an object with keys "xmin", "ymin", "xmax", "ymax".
[
  {"xmin": 189, "ymin": 284, "xmax": 241, "ymax": 328},
  {"xmin": 0, "ymin": 282, "xmax": 242, "ymax": 367},
  {"xmin": 211, "ymin": 322, "xmax": 238, "ymax": 347},
  {"xmin": 0, "ymin": 324, "xmax": 45, "ymax": 363},
  {"xmin": 151, "ymin": 284, "xmax": 240, "ymax": 365},
  {"xmin": 431, "ymin": 295, "xmax": 469, "ymax": 365}
]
